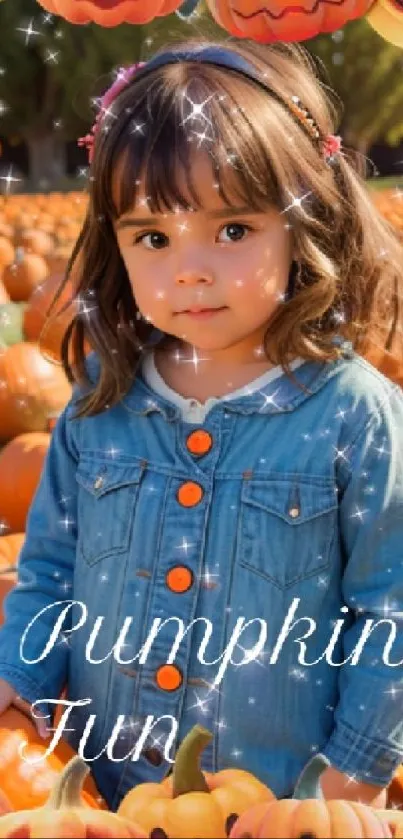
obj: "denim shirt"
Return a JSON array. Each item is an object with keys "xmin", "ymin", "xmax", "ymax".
[{"xmin": 0, "ymin": 344, "xmax": 403, "ymax": 811}]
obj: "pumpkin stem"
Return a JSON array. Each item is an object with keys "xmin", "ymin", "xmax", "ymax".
[
  {"xmin": 46, "ymin": 755, "xmax": 89, "ymax": 809},
  {"xmin": 292, "ymin": 754, "xmax": 331, "ymax": 800},
  {"xmin": 172, "ymin": 724, "xmax": 211, "ymax": 797}
]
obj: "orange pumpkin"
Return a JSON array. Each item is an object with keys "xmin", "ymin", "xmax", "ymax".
[
  {"xmin": 387, "ymin": 764, "xmax": 403, "ymax": 808},
  {"xmin": 36, "ymin": 0, "xmax": 185, "ymax": 25},
  {"xmin": 0, "ymin": 225, "xmax": 13, "ymax": 242},
  {"xmin": 0, "ymin": 707, "xmax": 103, "ymax": 810},
  {"xmin": 0, "ymin": 534, "xmax": 25, "ymax": 571},
  {"xmin": 0, "ymin": 433, "xmax": 50, "ymax": 532},
  {"xmin": 204, "ymin": 0, "xmax": 247, "ymax": 37},
  {"xmin": 19, "ymin": 229, "xmax": 54, "ymax": 259},
  {"xmin": 0, "ymin": 240, "xmax": 14, "ymax": 271},
  {"xmin": 118, "ymin": 724, "xmax": 274, "ymax": 838},
  {"xmin": 23, "ymin": 273, "xmax": 77, "ymax": 362},
  {"xmin": 0, "ymin": 755, "xmax": 145, "ymax": 837},
  {"xmin": 0, "ymin": 342, "xmax": 71, "ymax": 443},
  {"xmin": 362, "ymin": 342, "xmax": 403, "ymax": 389},
  {"xmin": 230, "ymin": 799, "xmax": 393, "ymax": 837},
  {"xmin": 0, "ymin": 535, "xmax": 23, "ymax": 626},
  {"xmin": 229, "ymin": 754, "xmax": 392, "ymax": 838},
  {"xmin": 366, "ymin": 0, "xmax": 403, "ymax": 48},
  {"xmin": 2, "ymin": 252, "xmax": 49, "ymax": 302},
  {"xmin": 0, "ymin": 573, "xmax": 17, "ymax": 627},
  {"xmin": 206, "ymin": 0, "xmax": 374, "ymax": 42}
]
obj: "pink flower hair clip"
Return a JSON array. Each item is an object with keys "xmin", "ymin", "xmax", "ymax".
[
  {"xmin": 78, "ymin": 62, "xmax": 146, "ymax": 164},
  {"xmin": 322, "ymin": 134, "xmax": 342, "ymax": 161}
]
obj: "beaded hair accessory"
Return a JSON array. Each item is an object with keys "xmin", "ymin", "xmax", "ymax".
[
  {"xmin": 288, "ymin": 95, "xmax": 342, "ymax": 159},
  {"xmin": 78, "ymin": 47, "xmax": 342, "ymax": 165}
]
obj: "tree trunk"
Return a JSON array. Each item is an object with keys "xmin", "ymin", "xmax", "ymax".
[{"xmin": 26, "ymin": 133, "xmax": 67, "ymax": 191}]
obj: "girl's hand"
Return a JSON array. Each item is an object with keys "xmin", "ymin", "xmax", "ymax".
[
  {"xmin": 0, "ymin": 677, "xmax": 49, "ymax": 740},
  {"xmin": 320, "ymin": 765, "xmax": 388, "ymax": 806}
]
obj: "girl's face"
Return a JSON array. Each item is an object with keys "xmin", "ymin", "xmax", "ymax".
[{"xmin": 114, "ymin": 153, "xmax": 293, "ymax": 364}]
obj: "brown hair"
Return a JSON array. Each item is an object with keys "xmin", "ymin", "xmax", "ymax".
[{"xmin": 52, "ymin": 36, "xmax": 403, "ymax": 417}]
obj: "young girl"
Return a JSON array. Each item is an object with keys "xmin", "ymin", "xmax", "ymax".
[{"xmin": 0, "ymin": 36, "xmax": 402, "ymax": 814}]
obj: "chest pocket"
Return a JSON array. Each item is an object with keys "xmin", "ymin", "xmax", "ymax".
[
  {"xmin": 238, "ymin": 478, "xmax": 338, "ymax": 589},
  {"xmin": 75, "ymin": 458, "xmax": 146, "ymax": 566}
]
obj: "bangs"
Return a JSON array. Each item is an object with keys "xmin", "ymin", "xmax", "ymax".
[{"xmin": 92, "ymin": 66, "xmax": 288, "ymax": 222}]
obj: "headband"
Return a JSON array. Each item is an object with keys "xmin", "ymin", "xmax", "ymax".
[{"xmin": 78, "ymin": 44, "xmax": 341, "ymax": 165}]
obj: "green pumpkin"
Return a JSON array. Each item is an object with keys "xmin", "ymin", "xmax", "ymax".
[{"xmin": 0, "ymin": 303, "xmax": 27, "ymax": 347}]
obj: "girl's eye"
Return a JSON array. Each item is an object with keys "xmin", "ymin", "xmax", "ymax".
[
  {"xmin": 133, "ymin": 223, "xmax": 252, "ymax": 249},
  {"xmin": 134, "ymin": 231, "xmax": 168, "ymax": 249},
  {"xmin": 218, "ymin": 223, "xmax": 252, "ymax": 243}
]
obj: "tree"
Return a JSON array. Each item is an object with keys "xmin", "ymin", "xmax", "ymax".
[
  {"xmin": 307, "ymin": 18, "xmax": 403, "ymax": 155},
  {"xmin": 0, "ymin": 0, "xmax": 219, "ymax": 189}
]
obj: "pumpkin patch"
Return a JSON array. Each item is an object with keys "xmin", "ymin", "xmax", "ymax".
[{"xmin": 0, "ymin": 182, "xmax": 402, "ymax": 837}]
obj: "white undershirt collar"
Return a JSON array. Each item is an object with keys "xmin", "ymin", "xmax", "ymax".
[{"xmin": 141, "ymin": 350, "xmax": 304, "ymax": 423}]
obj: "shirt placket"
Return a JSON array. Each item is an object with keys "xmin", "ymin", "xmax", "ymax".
[{"xmin": 135, "ymin": 415, "xmax": 224, "ymax": 771}]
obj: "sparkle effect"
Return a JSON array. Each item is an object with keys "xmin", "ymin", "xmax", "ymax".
[{"xmin": 1, "ymin": 27, "xmax": 401, "ymax": 801}]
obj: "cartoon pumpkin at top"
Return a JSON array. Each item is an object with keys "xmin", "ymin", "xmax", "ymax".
[
  {"xmin": 35, "ymin": 0, "xmax": 403, "ymax": 46},
  {"xmin": 366, "ymin": 0, "xmax": 403, "ymax": 47},
  {"xmin": 36, "ymin": 0, "xmax": 186, "ymax": 25},
  {"xmin": 205, "ymin": 0, "xmax": 375, "ymax": 42}
]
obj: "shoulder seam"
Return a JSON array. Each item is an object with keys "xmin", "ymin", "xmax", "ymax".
[{"xmin": 343, "ymin": 382, "xmax": 401, "ymax": 468}]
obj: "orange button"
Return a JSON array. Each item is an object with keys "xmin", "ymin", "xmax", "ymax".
[
  {"xmin": 177, "ymin": 481, "xmax": 204, "ymax": 507},
  {"xmin": 186, "ymin": 429, "xmax": 213, "ymax": 456},
  {"xmin": 155, "ymin": 664, "xmax": 182, "ymax": 692},
  {"xmin": 166, "ymin": 566, "xmax": 193, "ymax": 593}
]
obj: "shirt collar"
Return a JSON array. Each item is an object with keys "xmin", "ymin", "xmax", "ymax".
[{"xmin": 121, "ymin": 340, "xmax": 354, "ymax": 421}]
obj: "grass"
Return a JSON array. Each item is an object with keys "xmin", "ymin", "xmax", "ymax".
[{"xmin": 366, "ymin": 176, "xmax": 403, "ymax": 191}]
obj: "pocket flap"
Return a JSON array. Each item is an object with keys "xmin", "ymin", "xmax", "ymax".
[
  {"xmin": 76, "ymin": 458, "xmax": 145, "ymax": 498},
  {"xmin": 242, "ymin": 478, "xmax": 337, "ymax": 524}
]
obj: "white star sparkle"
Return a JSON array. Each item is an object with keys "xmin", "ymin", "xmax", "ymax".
[
  {"xmin": 16, "ymin": 19, "xmax": 41, "ymax": 45},
  {"xmin": 0, "ymin": 166, "xmax": 23, "ymax": 194},
  {"xmin": 281, "ymin": 190, "xmax": 312, "ymax": 215}
]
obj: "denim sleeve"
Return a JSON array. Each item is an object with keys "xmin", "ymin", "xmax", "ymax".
[
  {"xmin": 322, "ymin": 384, "xmax": 403, "ymax": 786},
  {"xmin": 0, "ymin": 393, "xmax": 80, "ymax": 720}
]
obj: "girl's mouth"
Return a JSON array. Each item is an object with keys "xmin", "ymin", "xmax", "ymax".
[{"xmin": 180, "ymin": 307, "xmax": 227, "ymax": 318}]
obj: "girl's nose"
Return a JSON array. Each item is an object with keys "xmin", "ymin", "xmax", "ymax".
[{"xmin": 175, "ymin": 266, "xmax": 214, "ymax": 285}]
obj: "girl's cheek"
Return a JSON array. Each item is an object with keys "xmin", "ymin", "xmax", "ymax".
[{"xmin": 260, "ymin": 275, "xmax": 283, "ymax": 299}]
